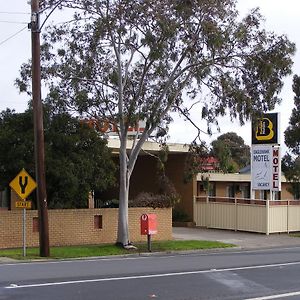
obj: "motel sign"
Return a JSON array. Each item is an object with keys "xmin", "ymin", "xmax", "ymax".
[{"xmin": 251, "ymin": 145, "xmax": 281, "ymax": 191}]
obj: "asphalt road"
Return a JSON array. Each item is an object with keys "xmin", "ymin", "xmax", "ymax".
[{"xmin": 2, "ymin": 247, "xmax": 300, "ymax": 299}]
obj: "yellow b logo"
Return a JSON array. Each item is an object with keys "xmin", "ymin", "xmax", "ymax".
[{"xmin": 255, "ymin": 118, "xmax": 274, "ymax": 141}]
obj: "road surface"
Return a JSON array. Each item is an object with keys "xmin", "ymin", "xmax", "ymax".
[{"xmin": 1, "ymin": 247, "xmax": 300, "ymax": 299}]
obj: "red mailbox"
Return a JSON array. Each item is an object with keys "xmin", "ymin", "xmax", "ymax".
[{"xmin": 140, "ymin": 214, "xmax": 157, "ymax": 235}]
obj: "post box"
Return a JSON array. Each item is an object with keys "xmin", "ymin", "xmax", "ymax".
[{"xmin": 140, "ymin": 213, "xmax": 157, "ymax": 235}]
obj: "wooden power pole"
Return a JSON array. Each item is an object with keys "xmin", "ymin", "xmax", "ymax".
[{"xmin": 30, "ymin": 0, "xmax": 50, "ymax": 257}]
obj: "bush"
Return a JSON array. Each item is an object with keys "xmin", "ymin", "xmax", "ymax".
[{"xmin": 129, "ymin": 192, "xmax": 173, "ymax": 209}]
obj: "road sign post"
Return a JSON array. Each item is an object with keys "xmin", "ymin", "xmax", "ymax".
[
  {"xmin": 23, "ymin": 206, "xmax": 26, "ymax": 257},
  {"xmin": 9, "ymin": 169, "xmax": 37, "ymax": 257}
]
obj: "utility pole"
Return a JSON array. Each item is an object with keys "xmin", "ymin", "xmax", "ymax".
[{"xmin": 30, "ymin": 0, "xmax": 50, "ymax": 257}]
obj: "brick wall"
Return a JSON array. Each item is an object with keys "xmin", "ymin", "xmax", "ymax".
[{"xmin": 0, "ymin": 208, "xmax": 172, "ymax": 249}]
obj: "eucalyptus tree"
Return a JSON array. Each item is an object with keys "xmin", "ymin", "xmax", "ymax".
[{"xmin": 18, "ymin": 0, "xmax": 295, "ymax": 246}]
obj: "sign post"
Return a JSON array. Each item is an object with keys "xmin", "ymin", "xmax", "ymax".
[
  {"xmin": 9, "ymin": 169, "xmax": 37, "ymax": 257},
  {"xmin": 22, "ymin": 204, "xmax": 26, "ymax": 257}
]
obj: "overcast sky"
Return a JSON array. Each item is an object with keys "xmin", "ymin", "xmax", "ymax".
[{"xmin": 0, "ymin": 1, "xmax": 299, "ymax": 150}]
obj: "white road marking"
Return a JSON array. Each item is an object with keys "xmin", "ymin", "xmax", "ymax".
[
  {"xmin": 245, "ymin": 290, "xmax": 300, "ymax": 299},
  {"xmin": 5, "ymin": 260, "xmax": 300, "ymax": 289}
]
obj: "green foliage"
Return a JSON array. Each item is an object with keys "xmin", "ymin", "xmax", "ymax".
[
  {"xmin": 200, "ymin": 174, "xmax": 211, "ymax": 192},
  {"xmin": 0, "ymin": 108, "xmax": 116, "ymax": 208},
  {"xmin": 282, "ymin": 154, "xmax": 300, "ymax": 199},
  {"xmin": 282, "ymin": 75, "xmax": 300, "ymax": 198},
  {"xmin": 285, "ymin": 75, "xmax": 300, "ymax": 155},
  {"xmin": 157, "ymin": 144, "xmax": 169, "ymax": 173},
  {"xmin": 184, "ymin": 133, "xmax": 249, "ymax": 178},
  {"xmin": 183, "ymin": 141, "xmax": 210, "ymax": 183},
  {"xmin": 211, "ymin": 132, "xmax": 250, "ymax": 173},
  {"xmin": 129, "ymin": 192, "xmax": 175, "ymax": 209},
  {"xmin": 215, "ymin": 143, "xmax": 235, "ymax": 173},
  {"xmin": 0, "ymin": 109, "xmax": 35, "ymax": 188}
]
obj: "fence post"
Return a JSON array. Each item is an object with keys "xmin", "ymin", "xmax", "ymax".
[
  {"xmin": 193, "ymin": 195, "xmax": 196, "ymax": 225},
  {"xmin": 287, "ymin": 200, "xmax": 290, "ymax": 234},
  {"xmin": 266, "ymin": 199, "xmax": 270, "ymax": 235},
  {"xmin": 235, "ymin": 198, "xmax": 237, "ymax": 232},
  {"xmin": 206, "ymin": 195, "xmax": 209, "ymax": 228}
]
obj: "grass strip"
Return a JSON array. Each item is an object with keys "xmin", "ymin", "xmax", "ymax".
[{"xmin": 0, "ymin": 240, "xmax": 235, "ymax": 260}]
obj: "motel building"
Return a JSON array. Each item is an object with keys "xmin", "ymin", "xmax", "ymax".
[{"xmin": 106, "ymin": 138, "xmax": 299, "ymax": 236}]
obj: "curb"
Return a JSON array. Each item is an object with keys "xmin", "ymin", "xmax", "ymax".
[{"xmin": 0, "ymin": 246, "xmax": 242, "ymax": 264}]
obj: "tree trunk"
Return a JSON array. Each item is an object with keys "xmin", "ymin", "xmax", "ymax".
[
  {"xmin": 116, "ymin": 131, "xmax": 151, "ymax": 246},
  {"xmin": 117, "ymin": 140, "xmax": 130, "ymax": 246}
]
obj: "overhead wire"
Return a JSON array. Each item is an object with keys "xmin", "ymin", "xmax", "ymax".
[
  {"xmin": 0, "ymin": 11, "xmax": 30, "ymax": 15},
  {"xmin": 0, "ymin": 26, "xmax": 28, "ymax": 47},
  {"xmin": 0, "ymin": 21, "xmax": 28, "ymax": 24}
]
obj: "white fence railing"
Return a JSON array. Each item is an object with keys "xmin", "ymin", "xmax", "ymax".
[{"xmin": 193, "ymin": 196, "xmax": 300, "ymax": 234}]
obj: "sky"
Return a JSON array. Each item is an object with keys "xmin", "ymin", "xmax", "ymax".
[{"xmin": 0, "ymin": 1, "xmax": 299, "ymax": 151}]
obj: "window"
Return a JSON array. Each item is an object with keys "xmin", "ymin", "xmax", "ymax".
[
  {"xmin": 197, "ymin": 181, "xmax": 216, "ymax": 197},
  {"xmin": 241, "ymin": 184, "xmax": 250, "ymax": 199},
  {"xmin": 226, "ymin": 184, "xmax": 235, "ymax": 198},
  {"xmin": 94, "ymin": 215, "xmax": 103, "ymax": 229},
  {"xmin": 197, "ymin": 182, "xmax": 205, "ymax": 196},
  {"xmin": 208, "ymin": 182, "xmax": 216, "ymax": 197}
]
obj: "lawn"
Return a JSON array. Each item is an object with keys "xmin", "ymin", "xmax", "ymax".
[{"xmin": 0, "ymin": 240, "xmax": 235, "ymax": 260}]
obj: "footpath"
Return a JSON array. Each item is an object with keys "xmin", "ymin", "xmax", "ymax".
[{"xmin": 173, "ymin": 227, "xmax": 300, "ymax": 249}]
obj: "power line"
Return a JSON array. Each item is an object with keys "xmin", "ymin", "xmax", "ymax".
[
  {"xmin": 0, "ymin": 11, "xmax": 29, "ymax": 15},
  {"xmin": 0, "ymin": 26, "xmax": 27, "ymax": 47},
  {"xmin": 0, "ymin": 21, "xmax": 28, "ymax": 24}
]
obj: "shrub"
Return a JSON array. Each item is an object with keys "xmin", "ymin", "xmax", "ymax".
[{"xmin": 129, "ymin": 192, "xmax": 173, "ymax": 209}]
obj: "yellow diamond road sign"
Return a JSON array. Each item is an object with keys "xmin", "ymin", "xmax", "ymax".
[{"xmin": 9, "ymin": 169, "xmax": 37, "ymax": 200}]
